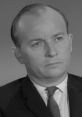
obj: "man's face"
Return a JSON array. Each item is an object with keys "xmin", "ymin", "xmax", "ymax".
[{"xmin": 16, "ymin": 8, "xmax": 72, "ymax": 86}]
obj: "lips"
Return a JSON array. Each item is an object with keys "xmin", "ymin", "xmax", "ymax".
[{"xmin": 45, "ymin": 62, "xmax": 62, "ymax": 68}]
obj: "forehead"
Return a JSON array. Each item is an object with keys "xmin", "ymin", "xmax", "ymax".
[{"xmin": 17, "ymin": 7, "xmax": 66, "ymax": 39}]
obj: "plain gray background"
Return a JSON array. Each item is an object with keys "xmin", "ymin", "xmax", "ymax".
[{"xmin": 0, "ymin": 0, "xmax": 82, "ymax": 85}]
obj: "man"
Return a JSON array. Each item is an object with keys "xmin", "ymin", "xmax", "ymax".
[{"xmin": 0, "ymin": 3, "xmax": 82, "ymax": 117}]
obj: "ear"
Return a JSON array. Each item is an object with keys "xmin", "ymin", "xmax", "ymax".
[
  {"xmin": 12, "ymin": 47, "xmax": 24, "ymax": 64},
  {"xmin": 68, "ymin": 33, "xmax": 73, "ymax": 52}
]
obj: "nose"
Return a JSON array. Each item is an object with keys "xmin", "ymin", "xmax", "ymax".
[{"xmin": 45, "ymin": 42, "xmax": 58, "ymax": 58}]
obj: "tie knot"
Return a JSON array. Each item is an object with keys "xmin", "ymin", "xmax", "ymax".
[{"xmin": 47, "ymin": 86, "xmax": 58, "ymax": 97}]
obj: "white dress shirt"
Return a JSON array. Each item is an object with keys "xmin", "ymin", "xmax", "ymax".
[{"xmin": 31, "ymin": 75, "xmax": 69, "ymax": 117}]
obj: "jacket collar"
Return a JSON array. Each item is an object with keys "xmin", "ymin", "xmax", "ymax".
[{"xmin": 22, "ymin": 76, "xmax": 52, "ymax": 117}]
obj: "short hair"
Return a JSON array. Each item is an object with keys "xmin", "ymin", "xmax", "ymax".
[{"xmin": 11, "ymin": 3, "xmax": 69, "ymax": 48}]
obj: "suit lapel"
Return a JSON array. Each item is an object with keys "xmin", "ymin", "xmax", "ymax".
[
  {"xmin": 22, "ymin": 76, "xmax": 52, "ymax": 117},
  {"xmin": 68, "ymin": 74, "xmax": 82, "ymax": 117}
]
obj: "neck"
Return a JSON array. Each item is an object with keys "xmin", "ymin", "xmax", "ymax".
[{"xmin": 28, "ymin": 73, "xmax": 68, "ymax": 87}]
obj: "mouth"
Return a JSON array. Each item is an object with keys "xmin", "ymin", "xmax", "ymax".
[{"xmin": 45, "ymin": 62, "xmax": 62, "ymax": 68}]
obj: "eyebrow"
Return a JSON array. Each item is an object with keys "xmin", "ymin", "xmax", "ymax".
[
  {"xmin": 52, "ymin": 32, "xmax": 66, "ymax": 38},
  {"xmin": 28, "ymin": 38, "xmax": 44, "ymax": 44}
]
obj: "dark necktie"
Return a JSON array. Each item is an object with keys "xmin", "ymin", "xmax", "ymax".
[{"xmin": 47, "ymin": 86, "xmax": 61, "ymax": 117}]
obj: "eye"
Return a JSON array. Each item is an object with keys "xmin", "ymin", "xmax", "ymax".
[
  {"xmin": 55, "ymin": 36, "xmax": 64, "ymax": 41},
  {"xmin": 31, "ymin": 40, "xmax": 43, "ymax": 47}
]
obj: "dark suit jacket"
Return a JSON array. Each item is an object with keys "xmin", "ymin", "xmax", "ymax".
[{"xmin": 0, "ymin": 74, "xmax": 82, "ymax": 117}]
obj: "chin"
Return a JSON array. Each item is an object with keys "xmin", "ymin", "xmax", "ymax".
[{"xmin": 43, "ymin": 68, "xmax": 66, "ymax": 78}]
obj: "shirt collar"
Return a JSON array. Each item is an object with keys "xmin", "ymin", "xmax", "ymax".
[
  {"xmin": 31, "ymin": 80, "xmax": 46, "ymax": 94},
  {"xmin": 57, "ymin": 75, "xmax": 68, "ymax": 92}
]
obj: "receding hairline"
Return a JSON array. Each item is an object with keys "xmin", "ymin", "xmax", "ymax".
[
  {"xmin": 13, "ymin": 4, "xmax": 68, "ymax": 29},
  {"xmin": 11, "ymin": 3, "xmax": 68, "ymax": 47}
]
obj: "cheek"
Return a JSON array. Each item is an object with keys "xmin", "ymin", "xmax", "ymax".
[
  {"xmin": 57, "ymin": 41, "xmax": 71, "ymax": 61},
  {"xmin": 23, "ymin": 50, "xmax": 44, "ymax": 68},
  {"xmin": 59, "ymin": 40, "xmax": 71, "ymax": 54}
]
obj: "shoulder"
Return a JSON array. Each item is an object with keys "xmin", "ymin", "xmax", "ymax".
[
  {"xmin": 68, "ymin": 73, "xmax": 82, "ymax": 81},
  {"xmin": 68, "ymin": 73, "xmax": 82, "ymax": 88},
  {"xmin": 0, "ymin": 77, "xmax": 26, "ymax": 109},
  {"xmin": 0, "ymin": 77, "xmax": 24, "ymax": 94}
]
